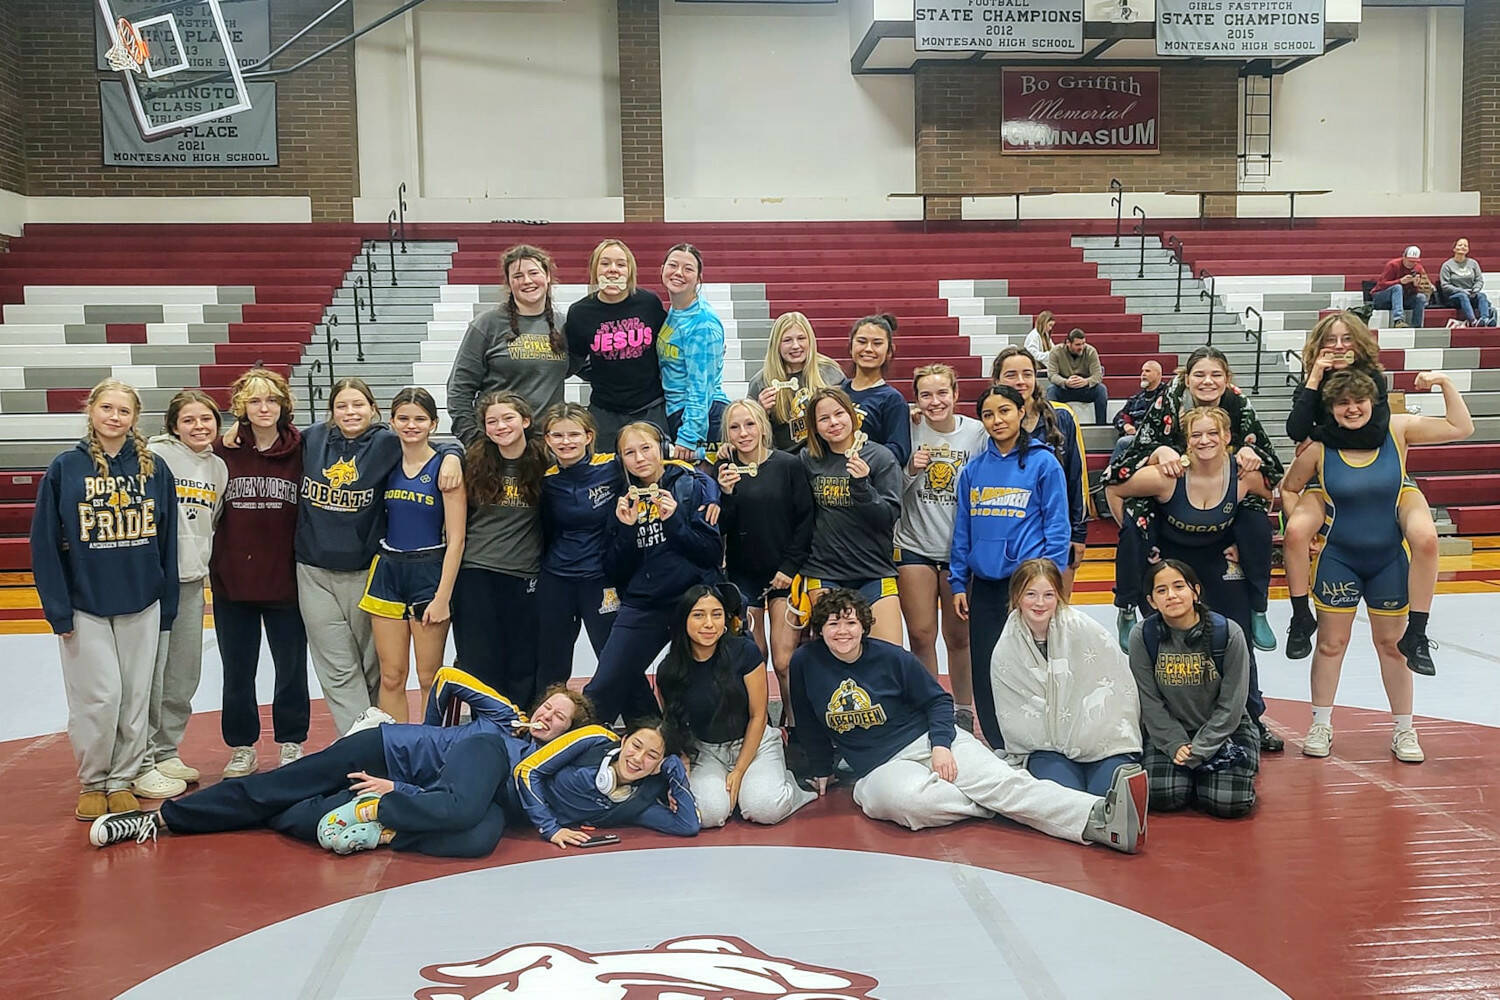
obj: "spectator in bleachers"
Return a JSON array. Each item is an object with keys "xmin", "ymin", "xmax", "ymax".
[
  {"xmin": 1105, "ymin": 347, "xmax": 1284, "ymax": 680},
  {"xmin": 1371, "ymin": 245, "xmax": 1429, "ymax": 329},
  {"xmin": 1111, "ymin": 361, "xmax": 1166, "ymax": 466},
  {"xmin": 31, "ymin": 379, "xmax": 178, "ymax": 822},
  {"xmin": 211, "ymin": 369, "xmax": 309, "ymax": 780},
  {"xmin": 1282, "ymin": 369, "xmax": 1474, "ymax": 763},
  {"xmin": 895, "ymin": 365, "xmax": 988, "ymax": 736},
  {"xmin": 659, "ymin": 244, "xmax": 730, "ymax": 461},
  {"xmin": 564, "ymin": 239, "xmax": 669, "ymax": 451},
  {"xmin": 991, "ymin": 559, "xmax": 1141, "ymax": 796},
  {"xmin": 990, "ymin": 347, "xmax": 1089, "ymax": 598},
  {"xmin": 1024, "ymin": 310, "xmax": 1056, "ymax": 374},
  {"xmin": 1439, "ymin": 238, "xmax": 1494, "ymax": 327},
  {"xmin": 1282, "ymin": 312, "xmax": 1441, "ymax": 675},
  {"xmin": 748, "ymin": 311, "xmax": 846, "ymax": 451},
  {"xmin": 841, "ymin": 314, "xmax": 913, "ymax": 466},
  {"xmin": 132, "ymin": 391, "xmax": 228, "ymax": 801},
  {"xmin": 1106, "ymin": 406, "xmax": 1274, "ymax": 756},
  {"xmin": 1045, "ymin": 329, "xmax": 1108, "ymax": 426},
  {"xmin": 446, "ymin": 245, "xmax": 572, "ymax": 448}
]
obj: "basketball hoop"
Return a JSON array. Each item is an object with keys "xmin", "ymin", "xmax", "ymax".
[{"xmin": 105, "ymin": 17, "xmax": 149, "ymax": 73}]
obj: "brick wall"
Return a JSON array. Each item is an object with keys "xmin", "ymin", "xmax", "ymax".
[
  {"xmin": 0, "ymin": 0, "xmax": 25, "ymax": 193},
  {"xmin": 17, "ymin": 0, "xmax": 357, "ymax": 220},
  {"xmin": 1462, "ymin": 0, "xmax": 1500, "ymax": 214},
  {"xmin": 915, "ymin": 64, "xmax": 1239, "ymax": 220},
  {"xmin": 617, "ymin": 0, "xmax": 664, "ymax": 223}
]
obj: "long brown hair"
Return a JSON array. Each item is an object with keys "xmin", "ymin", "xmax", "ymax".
[
  {"xmin": 325, "ymin": 377, "xmax": 379, "ymax": 429},
  {"xmin": 465, "ymin": 391, "xmax": 547, "ymax": 507},
  {"xmin": 989, "ymin": 346, "xmax": 1064, "ymax": 452},
  {"xmin": 1301, "ymin": 311, "xmax": 1381, "ymax": 377},
  {"xmin": 803, "ymin": 386, "xmax": 859, "ymax": 460},
  {"xmin": 163, "ymin": 389, "xmax": 221, "ymax": 439},
  {"xmin": 83, "ymin": 379, "xmax": 154, "ymax": 478},
  {"xmin": 501, "ymin": 244, "xmax": 565, "ymax": 356}
]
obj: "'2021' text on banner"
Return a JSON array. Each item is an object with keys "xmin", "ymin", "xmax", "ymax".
[
  {"xmin": 1156, "ymin": 0, "xmax": 1325, "ymax": 57},
  {"xmin": 915, "ymin": 0, "xmax": 1085, "ymax": 53},
  {"xmin": 1001, "ymin": 68, "xmax": 1159, "ymax": 154}
]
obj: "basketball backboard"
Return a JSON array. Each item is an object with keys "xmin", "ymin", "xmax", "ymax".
[{"xmin": 96, "ymin": 0, "xmax": 256, "ymax": 139}]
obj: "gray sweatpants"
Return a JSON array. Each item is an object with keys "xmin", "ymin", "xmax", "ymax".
[
  {"xmin": 690, "ymin": 727, "xmax": 816, "ymax": 827},
  {"xmin": 296, "ymin": 562, "xmax": 378, "ymax": 735},
  {"xmin": 59, "ymin": 604, "xmax": 161, "ymax": 792},
  {"xmin": 147, "ymin": 579, "xmax": 207, "ymax": 765}
]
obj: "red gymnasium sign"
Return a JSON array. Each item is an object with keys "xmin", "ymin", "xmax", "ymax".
[{"xmin": 1001, "ymin": 68, "xmax": 1159, "ymax": 154}]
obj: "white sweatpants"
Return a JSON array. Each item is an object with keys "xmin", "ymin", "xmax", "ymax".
[
  {"xmin": 147, "ymin": 579, "xmax": 206, "ymax": 764},
  {"xmin": 852, "ymin": 730, "xmax": 1095, "ymax": 842},
  {"xmin": 690, "ymin": 727, "xmax": 817, "ymax": 827},
  {"xmin": 296, "ymin": 563, "xmax": 378, "ymax": 735},
  {"xmin": 59, "ymin": 603, "xmax": 161, "ymax": 791}
]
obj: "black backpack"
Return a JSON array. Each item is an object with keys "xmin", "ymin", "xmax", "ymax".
[{"xmin": 1140, "ymin": 611, "xmax": 1229, "ymax": 673}]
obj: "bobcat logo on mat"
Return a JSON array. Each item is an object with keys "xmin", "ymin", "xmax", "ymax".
[
  {"xmin": 324, "ymin": 457, "xmax": 359, "ymax": 490},
  {"xmin": 414, "ymin": 935, "xmax": 882, "ymax": 1000}
]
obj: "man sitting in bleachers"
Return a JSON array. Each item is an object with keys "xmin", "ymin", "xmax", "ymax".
[
  {"xmin": 1046, "ymin": 329, "xmax": 1108, "ymax": 425},
  {"xmin": 1371, "ymin": 245, "xmax": 1430, "ymax": 329},
  {"xmin": 1111, "ymin": 360, "xmax": 1166, "ymax": 464}
]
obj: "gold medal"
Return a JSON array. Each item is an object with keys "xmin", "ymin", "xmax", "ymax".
[{"xmin": 725, "ymin": 462, "xmax": 759, "ymax": 477}]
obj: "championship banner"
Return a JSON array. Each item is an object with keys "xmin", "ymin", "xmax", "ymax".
[
  {"xmin": 1001, "ymin": 68, "xmax": 1159, "ymax": 154},
  {"xmin": 1156, "ymin": 0, "xmax": 1325, "ymax": 57},
  {"xmin": 101, "ymin": 81, "xmax": 278, "ymax": 166},
  {"xmin": 95, "ymin": 0, "xmax": 270, "ymax": 72},
  {"xmin": 915, "ymin": 0, "xmax": 1085, "ymax": 54}
]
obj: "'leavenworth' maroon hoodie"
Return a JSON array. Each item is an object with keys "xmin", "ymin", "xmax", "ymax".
[{"xmin": 210, "ymin": 423, "xmax": 302, "ymax": 605}]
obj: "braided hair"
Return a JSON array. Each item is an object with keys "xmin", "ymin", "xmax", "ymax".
[
  {"xmin": 83, "ymin": 378, "xmax": 154, "ymax": 479},
  {"xmin": 501, "ymin": 244, "xmax": 565, "ymax": 356}
]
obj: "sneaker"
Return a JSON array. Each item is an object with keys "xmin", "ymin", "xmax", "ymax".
[
  {"xmin": 1085, "ymin": 763, "xmax": 1146, "ymax": 854},
  {"xmin": 131, "ymin": 767, "xmax": 188, "ymax": 800},
  {"xmin": 1258, "ymin": 721, "xmax": 1285, "ymax": 754},
  {"xmin": 279, "ymin": 743, "xmax": 304, "ymax": 766},
  {"xmin": 1302, "ymin": 722, "xmax": 1334, "ymax": 758},
  {"xmin": 155, "ymin": 756, "xmax": 200, "ymax": 783},
  {"xmin": 1394, "ymin": 319, "xmax": 1410, "ymax": 328},
  {"xmin": 89, "ymin": 810, "xmax": 161, "ymax": 848},
  {"xmin": 75, "ymin": 790, "xmax": 108, "ymax": 822},
  {"xmin": 343, "ymin": 707, "xmax": 396, "ymax": 738},
  {"xmin": 222, "ymin": 746, "xmax": 258, "ymax": 778},
  {"xmin": 954, "ymin": 707, "xmax": 976, "ymax": 737},
  {"xmin": 1392, "ymin": 728, "xmax": 1425, "ymax": 763},
  {"xmin": 106, "ymin": 790, "xmax": 140, "ymax": 813},
  {"xmin": 1250, "ymin": 612, "xmax": 1277, "ymax": 652},
  {"xmin": 331, "ymin": 821, "xmax": 386, "ymax": 856},
  {"xmin": 1286, "ymin": 614, "xmax": 1316, "ymax": 660},
  {"xmin": 318, "ymin": 794, "xmax": 382, "ymax": 850},
  {"xmin": 1116, "ymin": 607, "xmax": 1137, "ymax": 653},
  {"xmin": 1396, "ymin": 630, "xmax": 1437, "ymax": 677}
]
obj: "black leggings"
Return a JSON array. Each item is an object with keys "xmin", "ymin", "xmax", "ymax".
[{"xmin": 965, "ymin": 575, "xmax": 1011, "ymax": 749}]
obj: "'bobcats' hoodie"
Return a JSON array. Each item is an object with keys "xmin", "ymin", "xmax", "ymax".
[
  {"xmin": 601, "ymin": 461, "xmax": 722, "ymax": 610},
  {"xmin": 148, "ymin": 434, "xmax": 228, "ymax": 583},
  {"xmin": 30, "ymin": 440, "xmax": 180, "ymax": 635},
  {"xmin": 294, "ymin": 422, "xmax": 461, "ymax": 572},
  {"xmin": 211, "ymin": 423, "xmax": 302, "ymax": 605}
]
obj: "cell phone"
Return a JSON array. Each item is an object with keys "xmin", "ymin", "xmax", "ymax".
[{"xmin": 576, "ymin": 833, "xmax": 620, "ymax": 849}]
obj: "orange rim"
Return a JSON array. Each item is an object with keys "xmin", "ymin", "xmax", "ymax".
[{"xmin": 116, "ymin": 17, "xmax": 149, "ymax": 65}]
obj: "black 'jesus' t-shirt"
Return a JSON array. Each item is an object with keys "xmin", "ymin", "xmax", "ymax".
[{"xmin": 564, "ymin": 289, "xmax": 669, "ymax": 414}]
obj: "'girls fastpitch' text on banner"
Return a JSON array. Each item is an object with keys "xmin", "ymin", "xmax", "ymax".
[{"xmin": 1156, "ymin": 0, "xmax": 1325, "ymax": 57}]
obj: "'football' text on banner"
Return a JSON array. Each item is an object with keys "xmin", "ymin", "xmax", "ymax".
[
  {"xmin": 1001, "ymin": 68, "xmax": 1159, "ymax": 154},
  {"xmin": 101, "ymin": 81, "xmax": 278, "ymax": 166},
  {"xmin": 915, "ymin": 0, "xmax": 1085, "ymax": 54},
  {"xmin": 1156, "ymin": 0, "xmax": 1325, "ymax": 57}
]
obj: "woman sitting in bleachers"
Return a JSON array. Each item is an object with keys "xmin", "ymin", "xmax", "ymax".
[
  {"xmin": 1439, "ymin": 238, "xmax": 1495, "ymax": 327},
  {"xmin": 1103, "ymin": 348, "xmax": 1283, "ymax": 670}
]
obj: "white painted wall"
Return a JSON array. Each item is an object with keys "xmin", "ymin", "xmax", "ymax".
[
  {"xmin": 661, "ymin": 0, "xmax": 916, "ymax": 220},
  {"xmin": 1267, "ymin": 6, "xmax": 1464, "ymax": 199}
]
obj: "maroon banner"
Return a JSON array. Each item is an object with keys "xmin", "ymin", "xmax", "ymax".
[{"xmin": 1001, "ymin": 68, "xmax": 1160, "ymax": 155}]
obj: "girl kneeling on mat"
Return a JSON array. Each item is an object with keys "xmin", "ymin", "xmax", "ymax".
[
  {"xmin": 1129, "ymin": 560, "xmax": 1259, "ymax": 819},
  {"xmin": 32, "ymin": 379, "xmax": 179, "ymax": 822},
  {"xmin": 991, "ymin": 559, "xmax": 1141, "ymax": 796},
  {"xmin": 359, "ymin": 387, "xmax": 466, "ymax": 722},
  {"xmin": 88, "ymin": 668, "xmax": 595, "ymax": 858},
  {"xmin": 656, "ymin": 584, "xmax": 815, "ymax": 827},
  {"xmin": 790, "ymin": 589, "xmax": 1145, "ymax": 853}
]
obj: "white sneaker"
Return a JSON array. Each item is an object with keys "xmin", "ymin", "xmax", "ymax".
[
  {"xmin": 131, "ymin": 767, "xmax": 188, "ymax": 799},
  {"xmin": 1392, "ymin": 729, "xmax": 1425, "ymax": 763},
  {"xmin": 343, "ymin": 707, "xmax": 396, "ymax": 738},
  {"xmin": 279, "ymin": 742, "xmax": 304, "ymax": 766},
  {"xmin": 1302, "ymin": 722, "xmax": 1334, "ymax": 758},
  {"xmin": 222, "ymin": 746, "xmax": 259, "ymax": 778},
  {"xmin": 155, "ymin": 756, "xmax": 200, "ymax": 783}
]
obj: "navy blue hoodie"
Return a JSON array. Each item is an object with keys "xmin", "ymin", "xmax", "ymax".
[
  {"xmin": 602, "ymin": 461, "xmax": 722, "ymax": 610},
  {"xmin": 294, "ymin": 422, "xmax": 461, "ymax": 572},
  {"xmin": 31, "ymin": 439, "xmax": 179, "ymax": 635},
  {"xmin": 540, "ymin": 451, "xmax": 627, "ymax": 579}
]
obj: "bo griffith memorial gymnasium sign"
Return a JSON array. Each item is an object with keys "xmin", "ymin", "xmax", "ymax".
[{"xmin": 1001, "ymin": 68, "xmax": 1160, "ymax": 154}]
